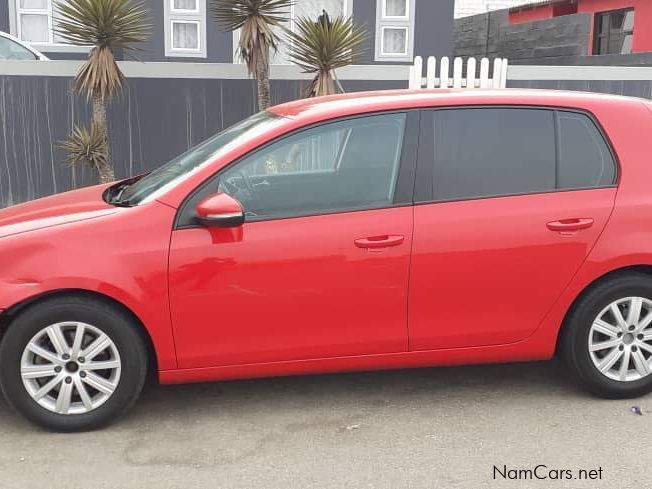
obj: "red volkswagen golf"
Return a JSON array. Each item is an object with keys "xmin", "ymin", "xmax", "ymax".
[{"xmin": 0, "ymin": 89, "xmax": 651, "ymax": 431}]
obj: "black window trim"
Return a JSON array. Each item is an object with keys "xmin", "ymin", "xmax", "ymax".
[
  {"xmin": 593, "ymin": 7, "xmax": 635, "ymax": 56},
  {"xmin": 174, "ymin": 108, "xmax": 420, "ymax": 229},
  {"xmin": 413, "ymin": 104, "xmax": 619, "ymax": 206}
]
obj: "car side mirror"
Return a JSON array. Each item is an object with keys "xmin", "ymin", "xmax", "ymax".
[{"xmin": 196, "ymin": 192, "xmax": 245, "ymax": 228}]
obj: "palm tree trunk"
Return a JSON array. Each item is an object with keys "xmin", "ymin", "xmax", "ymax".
[
  {"xmin": 255, "ymin": 58, "xmax": 271, "ymax": 110},
  {"xmin": 91, "ymin": 94, "xmax": 115, "ymax": 183}
]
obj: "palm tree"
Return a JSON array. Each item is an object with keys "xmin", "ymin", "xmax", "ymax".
[
  {"xmin": 287, "ymin": 11, "xmax": 367, "ymax": 98},
  {"xmin": 211, "ymin": 0, "xmax": 293, "ymax": 110},
  {"xmin": 55, "ymin": 0, "xmax": 150, "ymax": 183},
  {"xmin": 59, "ymin": 125, "xmax": 109, "ymax": 180}
]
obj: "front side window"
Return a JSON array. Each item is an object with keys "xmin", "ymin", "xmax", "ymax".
[
  {"xmin": 594, "ymin": 8, "xmax": 635, "ymax": 55},
  {"xmin": 0, "ymin": 35, "xmax": 37, "ymax": 59},
  {"xmin": 215, "ymin": 113, "xmax": 407, "ymax": 221},
  {"xmin": 421, "ymin": 108, "xmax": 616, "ymax": 203},
  {"xmin": 114, "ymin": 111, "xmax": 286, "ymax": 206}
]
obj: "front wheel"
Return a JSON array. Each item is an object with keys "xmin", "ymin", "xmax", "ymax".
[
  {"xmin": 562, "ymin": 273, "xmax": 652, "ymax": 399},
  {"xmin": 0, "ymin": 296, "xmax": 148, "ymax": 431}
]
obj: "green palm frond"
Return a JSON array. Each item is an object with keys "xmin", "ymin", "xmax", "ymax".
[
  {"xmin": 59, "ymin": 124, "xmax": 108, "ymax": 173},
  {"xmin": 210, "ymin": 0, "xmax": 292, "ymax": 32},
  {"xmin": 210, "ymin": 0, "xmax": 292, "ymax": 74},
  {"xmin": 54, "ymin": 0, "xmax": 150, "ymax": 100},
  {"xmin": 287, "ymin": 13, "xmax": 367, "ymax": 97},
  {"xmin": 54, "ymin": 0, "xmax": 150, "ymax": 50}
]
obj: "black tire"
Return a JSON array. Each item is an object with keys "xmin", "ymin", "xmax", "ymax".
[
  {"xmin": 0, "ymin": 295, "xmax": 148, "ymax": 432},
  {"xmin": 561, "ymin": 273, "xmax": 652, "ymax": 399}
]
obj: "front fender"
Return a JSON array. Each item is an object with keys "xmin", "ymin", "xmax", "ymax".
[{"xmin": 0, "ymin": 201, "xmax": 178, "ymax": 370}]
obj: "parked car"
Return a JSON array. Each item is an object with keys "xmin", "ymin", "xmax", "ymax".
[
  {"xmin": 0, "ymin": 31, "xmax": 49, "ymax": 60},
  {"xmin": 0, "ymin": 89, "xmax": 650, "ymax": 431}
]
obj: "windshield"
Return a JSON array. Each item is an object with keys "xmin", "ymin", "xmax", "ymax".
[{"xmin": 113, "ymin": 111, "xmax": 286, "ymax": 206}]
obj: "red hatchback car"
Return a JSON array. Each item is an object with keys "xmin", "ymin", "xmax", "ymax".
[{"xmin": 1, "ymin": 89, "xmax": 651, "ymax": 431}]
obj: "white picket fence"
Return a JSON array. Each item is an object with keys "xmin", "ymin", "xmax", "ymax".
[{"xmin": 409, "ymin": 56, "xmax": 509, "ymax": 89}]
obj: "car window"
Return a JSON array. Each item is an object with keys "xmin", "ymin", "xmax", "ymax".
[
  {"xmin": 431, "ymin": 108, "xmax": 556, "ymax": 201},
  {"xmin": 557, "ymin": 111, "xmax": 616, "ymax": 189},
  {"xmin": 214, "ymin": 112, "xmax": 407, "ymax": 221},
  {"xmin": 0, "ymin": 36, "xmax": 37, "ymax": 60},
  {"xmin": 420, "ymin": 107, "xmax": 617, "ymax": 203},
  {"xmin": 117, "ymin": 111, "xmax": 286, "ymax": 205}
]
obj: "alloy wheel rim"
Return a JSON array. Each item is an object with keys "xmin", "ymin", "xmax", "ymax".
[
  {"xmin": 589, "ymin": 297, "xmax": 652, "ymax": 382},
  {"xmin": 20, "ymin": 322, "xmax": 121, "ymax": 415}
]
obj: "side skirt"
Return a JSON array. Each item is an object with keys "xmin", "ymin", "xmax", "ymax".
[{"xmin": 159, "ymin": 338, "xmax": 555, "ymax": 385}]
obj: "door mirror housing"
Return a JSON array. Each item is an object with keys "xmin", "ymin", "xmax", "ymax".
[{"xmin": 196, "ymin": 193, "xmax": 245, "ymax": 228}]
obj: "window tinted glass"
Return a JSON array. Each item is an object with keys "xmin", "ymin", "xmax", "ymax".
[
  {"xmin": 432, "ymin": 108, "xmax": 556, "ymax": 201},
  {"xmin": 217, "ymin": 113, "xmax": 406, "ymax": 220},
  {"xmin": 0, "ymin": 36, "xmax": 37, "ymax": 60},
  {"xmin": 118, "ymin": 111, "xmax": 285, "ymax": 205},
  {"xmin": 557, "ymin": 112, "xmax": 615, "ymax": 189}
]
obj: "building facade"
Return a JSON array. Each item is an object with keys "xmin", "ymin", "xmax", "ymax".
[
  {"xmin": 509, "ymin": 0, "xmax": 652, "ymax": 55},
  {"xmin": 0, "ymin": 0, "xmax": 453, "ymax": 63}
]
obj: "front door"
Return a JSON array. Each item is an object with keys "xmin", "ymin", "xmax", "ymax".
[
  {"xmin": 169, "ymin": 111, "xmax": 418, "ymax": 368},
  {"xmin": 408, "ymin": 107, "xmax": 618, "ymax": 350}
]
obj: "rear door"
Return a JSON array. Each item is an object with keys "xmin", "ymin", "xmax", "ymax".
[{"xmin": 408, "ymin": 107, "xmax": 618, "ymax": 350}]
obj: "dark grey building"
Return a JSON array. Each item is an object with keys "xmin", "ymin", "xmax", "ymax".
[{"xmin": 0, "ymin": 0, "xmax": 453, "ymax": 63}]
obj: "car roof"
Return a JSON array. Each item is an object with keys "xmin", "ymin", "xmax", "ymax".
[{"xmin": 268, "ymin": 88, "xmax": 646, "ymax": 122}]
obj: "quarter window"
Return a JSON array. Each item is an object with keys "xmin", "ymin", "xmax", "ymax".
[
  {"xmin": 557, "ymin": 111, "xmax": 616, "ymax": 189},
  {"xmin": 215, "ymin": 113, "xmax": 407, "ymax": 221},
  {"xmin": 423, "ymin": 108, "xmax": 616, "ymax": 203}
]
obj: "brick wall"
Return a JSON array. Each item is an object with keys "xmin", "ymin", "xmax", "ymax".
[{"xmin": 454, "ymin": 9, "xmax": 592, "ymax": 62}]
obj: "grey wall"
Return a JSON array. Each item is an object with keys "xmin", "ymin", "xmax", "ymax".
[
  {"xmin": 414, "ymin": 0, "xmax": 454, "ymax": 61},
  {"xmin": 508, "ymin": 79, "xmax": 652, "ymax": 99},
  {"xmin": 454, "ymin": 10, "xmax": 591, "ymax": 62},
  {"xmin": 37, "ymin": 0, "xmax": 234, "ymax": 63},
  {"xmin": 0, "ymin": 0, "xmax": 8, "ymax": 33},
  {"xmin": 352, "ymin": 0, "xmax": 454, "ymax": 64},
  {"xmin": 22, "ymin": 0, "xmax": 452, "ymax": 64},
  {"xmin": 0, "ymin": 75, "xmax": 405, "ymax": 207},
  {"xmin": 353, "ymin": 0, "xmax": 377, "ymax": 64}
]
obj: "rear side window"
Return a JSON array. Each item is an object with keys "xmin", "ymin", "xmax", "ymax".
[
  {"xmin": 432, "ymin": 108, "xmax": 556, "ymax": 201},
  {"xmin": 422, "ymin": 107, "xmax": 616, "ymax": 202},
  {"xmin": 557, "ymin": 111, "xmax": 616, "ymax": 189}
]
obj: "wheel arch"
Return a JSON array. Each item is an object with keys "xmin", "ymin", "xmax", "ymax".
[
  {"xmin": 555, "ymin": 264, "xmax": 652, "ymax": 355},
  {"xmin": 0, "ymin": 289, "xmax": 159, "ymax": 382}
]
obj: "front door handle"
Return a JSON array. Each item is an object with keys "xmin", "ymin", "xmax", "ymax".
[
  {"xmin": 354, "ymin": 235, "xmax": 405, "ymax": 249},
  {"xmin": 547, "ymin": 218, "xmax": 594, "ymax": 233}
]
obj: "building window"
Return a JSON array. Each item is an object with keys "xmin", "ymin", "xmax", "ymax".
[
  {"xmin": 593, "ymin": 8, "xmax": 635, "ymax": 55},
  {"xmin": 11, "ymin": 0, "xmax": 81, "ymax": 49},
  {"xmin": 165, "ymin": 0, "xmax": 206, "ymax": 57},
  {"xmin": 375, "ymin": 0, "xmax": 414, "ymax": 62}
]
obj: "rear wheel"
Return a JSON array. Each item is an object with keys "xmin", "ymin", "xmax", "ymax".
[
  {"xmin": 0, "ymin": 296, "xmax": 147, "ymax": 431},
  {"xmin": 562, "ymin": 273, "xmax": 652, "ymax": 398}
]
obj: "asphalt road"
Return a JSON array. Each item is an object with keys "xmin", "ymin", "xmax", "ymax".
[{"xmin": 1, "ymin": 360, "xmax": 650, "ymax": 489}]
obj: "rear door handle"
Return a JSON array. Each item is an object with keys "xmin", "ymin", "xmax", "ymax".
[
  {"xmin": 546, "ymin": 218, "xmax": 594, "ymax": 232},
  {"xmin": 354, "ymin": 235, "xmax": 405, "ymax": 249}
]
